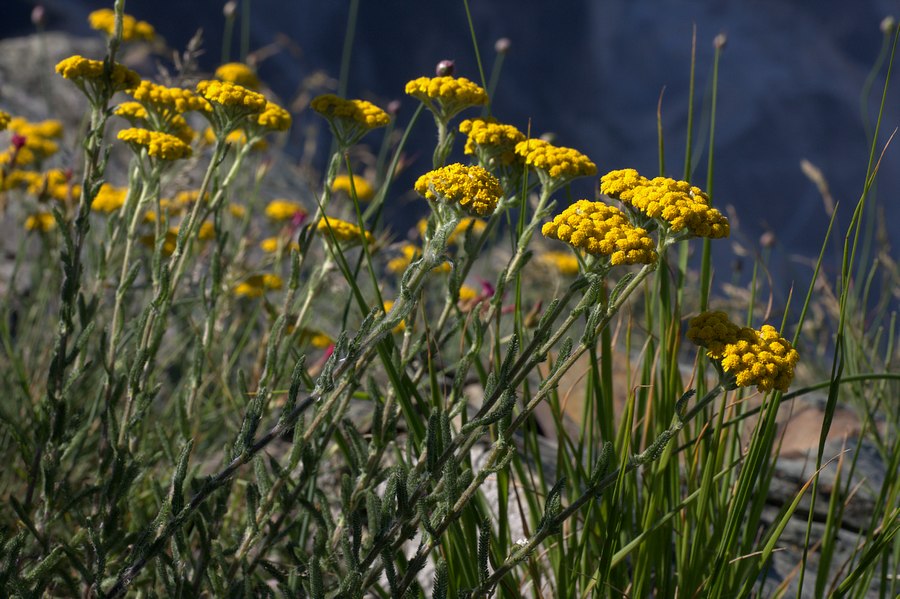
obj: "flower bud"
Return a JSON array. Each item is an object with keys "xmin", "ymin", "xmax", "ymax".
[
  {"xmin": 223, "ymin": 1, "xmax": 238, "ymax": 19},
  {"xmin": 31, "ymin": 5, "xmax": 47, "ymax": 28},
  {"xmin": 386, "ymin": 99, "xmax": 401, "ymax": 117},
  {"xmin": 11, "ymin": 134, "xmax": 26, "ymax": 150},
  {"xmin": 435, "ymin": 59, "xmax": 455, "ymax": 77},
  {"xmin": 494, "ymin": 37, "xmax": 511, "ymax": 54},
  {"xmin": 881, "ymin": 16, "xmax": 896, "ymax": 34},
  {"xmin": 714, "ymin": 33, "xmax": 727, "ymax": 50},
  {"xmin": 760, "ymin": 231, "xmax": 776, "ymax": 249}
]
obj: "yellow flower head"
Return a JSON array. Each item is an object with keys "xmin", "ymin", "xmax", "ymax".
[
  {"xmin": 459, "ymin": 117, "xmax": 525, "ymax": 166},
  {"xmin": 260, "ymin": 236, "xmax": 300, "ymax": 253},
  {"xmin": 458, "ymin": 285, "xmax": 479, "ymax": 303},
  {"xmin": 6, "ymin": 118, "xmax": 63, "ymax": 161},
  {"xmin": 130, "ymin": 80, "xmax": 210, "ymax": 114},
  {"xmin": 118, "ymin": 128, "xmax": 192, "ymax": 160},
  {"xmin": 214, "ymin": 62, "xmax": 260, "ymax": 90},
  {"xmin": 688, "ymin": 312, "xmax": 800, "ymax": 393},
  {"xmin": 685, "ymin": 311, "xmax": 743, "ymax": 359},
  {"xmin": 601, "ymin": 169, "xmax": 730, "ymax": 239},
  {"xmin": 55, "ymin": 55, "xmax": 140, "ymax": 92},
  {"xmin": 114, "ymin": 101, "xmax": 148, "ymax": 121},
  {"xmin": 92, "ymin": 183, "xmax": 128, "ymax": 213},
  {"xmin": 142, "ymin": 198, "xmax": 182, "ymax": 223},
  {"xmin": 25, "ymin": 212, "xmax": 56, "ymax": 232},
  {"xmin": 289, "ymin": 327, "xmax": 333, "ymax": 348},
  {"xmin": 387, "ymin": 243, "xmax": 450, "ymax": 274},
  {"xmin": 174, "ymin": 190, "xmax": 210, "ymax": 207},
  {"xmin": 0, "ymin": 111, "xmax": 10, "ymax": 131},
  {"xmin": 1, "ymin": 169, "xmax": 40, "ymax": 191},
  {"xmin": 256, "ymin": 100, "xmax": 292, "ymax": 131},
  {"xmin": 28, "ymin": 169, "xmax": 81, "ymax": 202},
  {"xmin": 541, "ymin": 200, "xmax": 657, "ymax": 266},
  {"xmin": 0, "ymin": 148, "xmax": 35, "ymax": 167},
  {"xmin": 196, "ymin": 80, "xmax": 267, "ymax": 112},
  {"xmin": 310, "ymin": 94, "xmax": 389, "ymax": 147},
  {"xmin": 381, "ymin": 300, "xmax": 406, "ymax": 333},
  {"xmin": 311, "ymin": 94, "xmax": 390, "ymax": 128},
  {"xmin": 451, "ymin": 217, "xmax": 487, "ymax": 244},
  {"xmin": 598, "ymin": 168, "xmax": 647, "ymax": 200},
  {"xmin": 140, "ymin": 229, "xmax": 177, "ymax": 255},
  {"xmin": 316, "ymin": 216, "xmax": 373, "ymax": 244},
  {"xmin": 265, "ymin": 199, "xmax": 307, "ymax": 221},
  {"xmin": 228, "ymin": 203, "xmax": 247, "ymax": 218},
  {"xmin": 515, "ymin": 139, "xmax": 597, "ymax": 187},
  {"xmin": 539, "ymin": 251, "xmax": 580, "ymax": 276},
  {"xmin": 88, "ymin": 9, "xmax": 155, "ymax": 42},
  {"xmin": 332, "ymin": 174, "xmax": 375, "ymax": 201},
  {"xmin": 197, "ymin": 221, "xmax": 216, "ymax": 241},
  {"xmin": 405, "ymin": 76, "xmax": 487, "ymax": 122},
  {"xmin": 234, "ymin": 274, "xmax": 283, "ymax": 298},
  {"xmin": 414, "ymin": 163, "xmax": 502, "ymax": 217},
  {"xmin": 9, "ymin": 117, "xmax": 63, "ymax": 139}
]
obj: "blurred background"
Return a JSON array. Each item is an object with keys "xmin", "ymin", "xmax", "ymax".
[{"xmin": 3, "ymin": 0, "xmax": 900, "ymax": 303}]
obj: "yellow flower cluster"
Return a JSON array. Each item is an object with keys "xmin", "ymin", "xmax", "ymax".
[
  {"xmin": 88, "ymin": 9, "xmax": 155, "ymax": 41},
  {"xmin": 289, "ymin": 327, "xmax": 333, "ymax": 348},
  {"xmin": 387, "ymin": 244, "xmax": 451, "ymax": 274},
  {"xmin": 459, "ymin": 117, "xmax": 525, "ymax": 165},
  {"xmin": 515, "ymin": 139, "xmax": 597, "ymax": 183},
  {"xmin": 414, "ymin": 163, "xmax": 502, "ymax": 217},
  {"xmin": 197, "ymin": 221, "xmax": 217, "ymax": 241},
  {"xmin": 317, "ymin": 216, "xmax": 373, "ymax": 244},
  {"xmin": 26, "ymin": 169, "xmax": 81, "ymax": 202},
  {"xmin": 92, "ymin": 183, "xmax": 128, "ymax": 213},
  {"xmin": 141, "ymin": 222, "xmax": 215, "ymax": 255},
  {"xmin": 234, "ymin": 274, "xmax": 283, "ymax": 298},
  {"xmin": 0, "ymin": 110, "xmax": 9, "ymax": 130},
  {"xmin": 381, "ymin": 300, "xmax": 406, "ymax": 333},
  {"xmin": 539, "ymin": 251, "xmax": 580, "ymax": 276},
  {"xmin": 600, "ymin": 169, "xmax": 730, "ymax": 239},
  {"xmin": 687, "ymin": 311, "xmax": 800, "ymax": 393},
  {"xmin": 405, "ymin": 76, "xmax": 487, "ymax": 120},
  {"xmin": 6, "ymin": 117, "xmax": 64, "ymax": 162},
  {"xmin": 0, "ymin": 149, "xmax": 34, "ymax": 167},
  {"xmin": 256, "ymin": 100, "xmax": 292, "ymax": 131},
  {"xmin": 260, "ymin": 237, "xmax": 300, "ymax": 253},
  {"xmin": 228, "ymin": 203, "xmax": 247, "ymax": 218},
  {"xmin": 174, "ymin": 190, "xmax": 210, "ymax": 206},
  {"xmin": 25, "ymin": 212, "xmax": 56, "ymax": 232},
  {"xmin": 114, "ymin": 101, "xmax": 148, "ymax": 120},
  {"xmin": 196, "ymin": 80, "xmax": 267, "ymax": 112},
  {"xmin": 142, "ymin": 199, "xmax": 182, "ymax": 223},
  {"xmin": 458, "ymin": 285, "xmax": 479, "ymax": 303},
  {"xmin": 310, "ymin": 94, "xmax": 390, "ymax": 129},
  {"xmin": 117, "ymin": 128, "xmax": 192, "ymax": 160},
  {"xmin": 55, "ymin": 55, "xmax": 140, "ymax": 91},
  {"xmin": 265, "ymin": 199, "xmax": 306, "ymax": 221},
  {"xmin": 214, "ymin": 63, "xmax": 260, "ymax": 90},
  {"xmin": 541, "ymin": 200, "xmax": 657, "ymax": 265},
  {"xmin": 8, "ymin": 117, "xmax": 63, "ymax": 139},
  {"xmin": 685, "ymin": 311, "xmax": 742, "ymax": 359},
  {"xmin": 130, "ymin": 80, "xmax": 210, "ymax": 114},
  {"xmin": 332, "ymin": 174, "xmax": 375, "ymax": 201}
]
